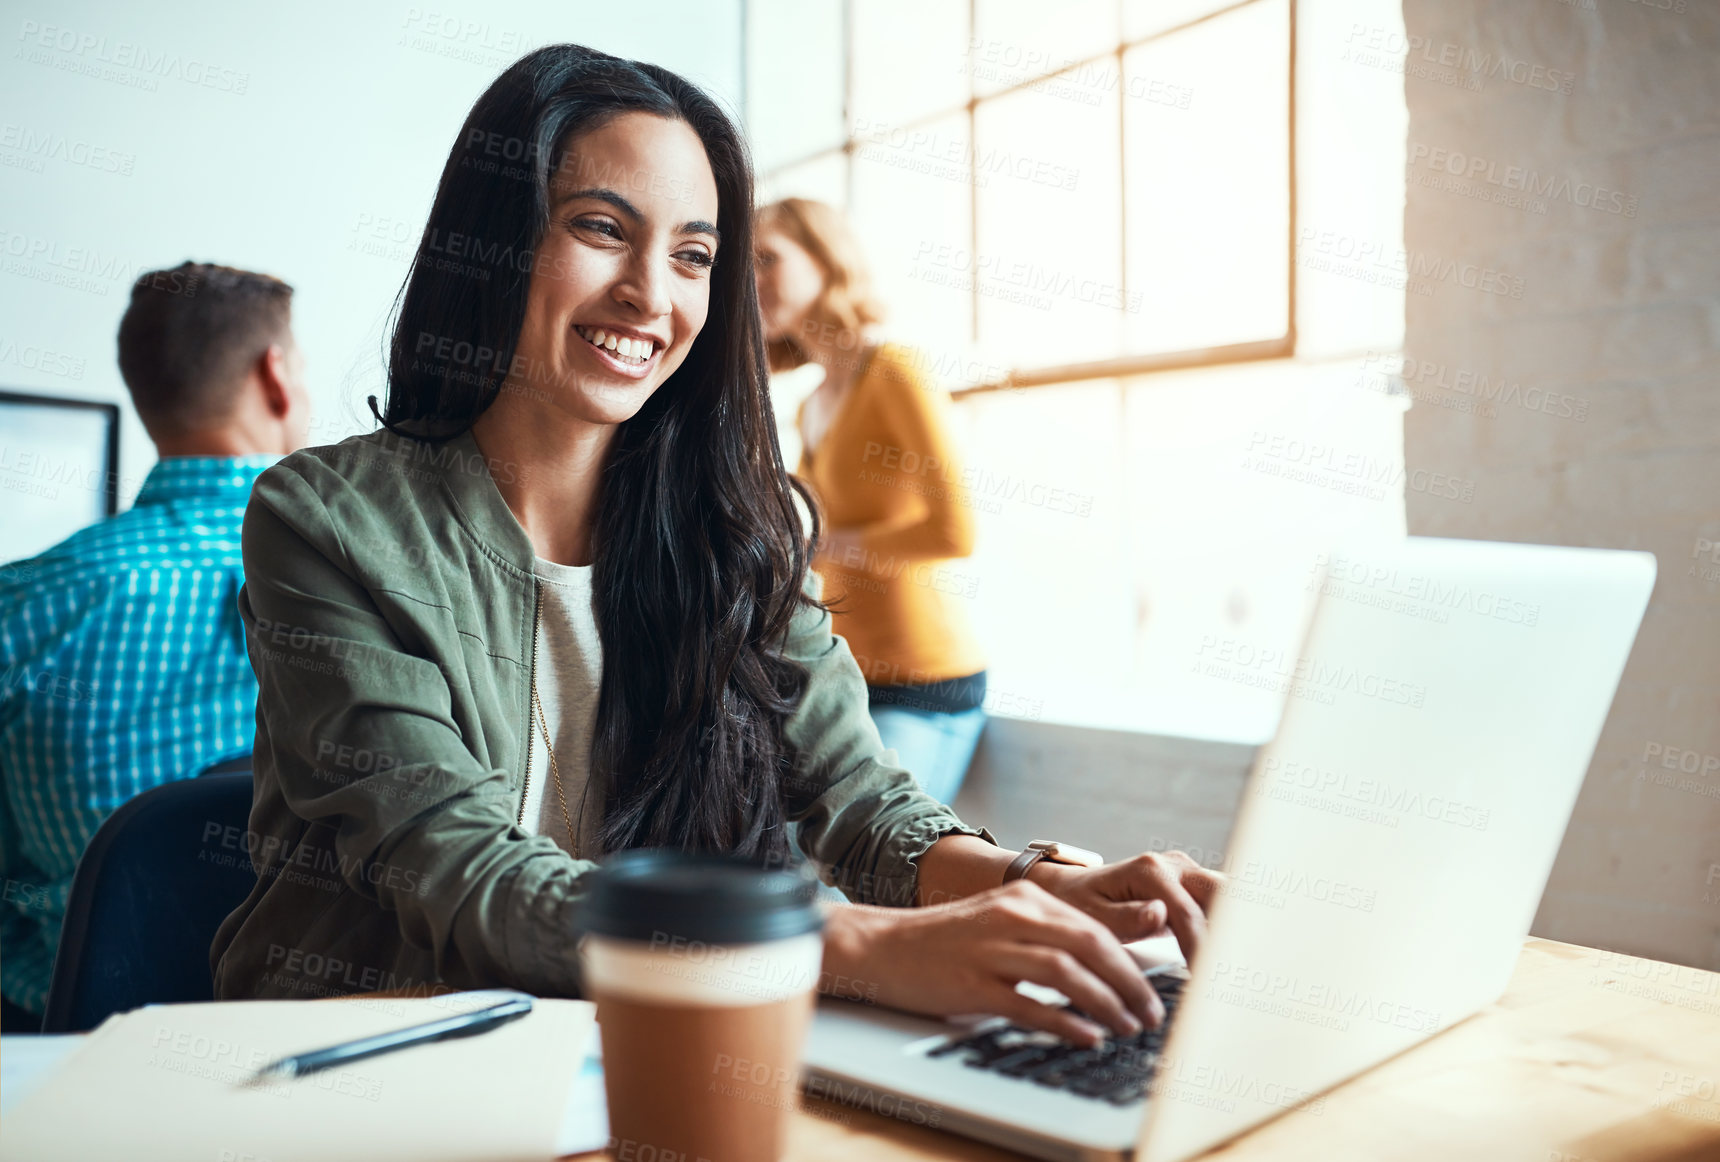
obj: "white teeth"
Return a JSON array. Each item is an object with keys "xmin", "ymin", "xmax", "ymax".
[{"xmin": 578, "ymin": 325, "xmax": 652, "ymax": 364}]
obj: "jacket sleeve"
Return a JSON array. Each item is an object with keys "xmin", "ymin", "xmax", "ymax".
[
  {"xmin": 239, "ymin": 466, "xmax": 593, "ymax": 996},
  {"xmin": 778, "ymin": 584, "xmax": 996, "ymax": 906},
  {"xmin": 841, "ymin": 360, "xmax": 976, "ymax": 561}
]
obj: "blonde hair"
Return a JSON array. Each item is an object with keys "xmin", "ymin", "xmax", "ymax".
[{"xmin": 756, "ymin": 198, "xmax": 886, "ymax": 372}]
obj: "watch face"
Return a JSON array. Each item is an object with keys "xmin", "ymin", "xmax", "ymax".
[{"xmin": 1042, "ymin": 842, "xmax": 1103, "ymax": 867}]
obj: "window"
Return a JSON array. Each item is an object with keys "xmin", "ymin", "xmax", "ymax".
[
  {"xmin": 749, "ymin": 0, "xmax": 1408, "ymax": 741},
  {"xmin": 750, "ymin": 0, "xmax": 1292, "ymax": 385}
]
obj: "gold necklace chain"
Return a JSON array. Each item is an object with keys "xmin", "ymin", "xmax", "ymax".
[{"xmin": 530, "ymin": 596, "xmax": 580, "ymax": 856}]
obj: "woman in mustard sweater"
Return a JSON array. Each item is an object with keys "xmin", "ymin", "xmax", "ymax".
[{"xmin": 756, "ymin": 199, "xmax": 986, "ymax": 804}]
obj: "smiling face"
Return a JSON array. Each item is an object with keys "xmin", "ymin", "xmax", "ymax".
[{"xmin": 506, "ymin": 111, "xmax": 721, "ymax": 424}]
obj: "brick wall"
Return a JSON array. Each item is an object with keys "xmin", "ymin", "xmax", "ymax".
[{"xmin": 1401, "ymin": 0, "xmax": 1720, "ymax": 968}]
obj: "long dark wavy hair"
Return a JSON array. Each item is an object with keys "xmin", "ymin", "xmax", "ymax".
[{"xmin": 373, "ymin": 45, "xmax": 819, "ymax": 864}]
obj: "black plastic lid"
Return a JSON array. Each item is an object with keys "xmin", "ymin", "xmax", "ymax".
[{"xmin": 580, "ymin": 850, "xmax": 825, "ymax": 945}]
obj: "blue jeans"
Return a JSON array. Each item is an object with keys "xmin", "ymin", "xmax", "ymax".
[{"xmin": 870, "ymin": 705, "xmax": 987, "ymax": 805}]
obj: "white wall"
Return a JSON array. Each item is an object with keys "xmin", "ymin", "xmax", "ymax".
[
  {"xmin": 0, "ymin": 0, "xmax": 741, "ymax": 508},
  {"xmin": 1401, "ymin": 0, "xmax": 1720, "ymax": 971}
]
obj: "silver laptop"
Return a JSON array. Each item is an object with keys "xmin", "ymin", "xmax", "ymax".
[{"xmin": 803, "ymin": 537, "xmax": 1655, "ymax": 1162}]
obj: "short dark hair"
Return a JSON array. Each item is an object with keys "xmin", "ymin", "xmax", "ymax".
[{"xmin": 117, "ymin": 261, "xmax": 294, "ymax": 431}]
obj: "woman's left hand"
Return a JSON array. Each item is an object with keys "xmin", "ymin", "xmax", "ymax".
[{"xmin": 1026, "ymin": 850, "xmax": 1225, "ymax": 965}]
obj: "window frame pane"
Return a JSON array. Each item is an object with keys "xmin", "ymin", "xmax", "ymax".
[{"xmin": 751, "ymin": 0, "xmax": 1295, "ymax": 391}]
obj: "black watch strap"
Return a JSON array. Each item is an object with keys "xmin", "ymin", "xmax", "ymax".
[{"xmin": 1003, "ymin": 847, "xmax": 1046, "ymax": 883}]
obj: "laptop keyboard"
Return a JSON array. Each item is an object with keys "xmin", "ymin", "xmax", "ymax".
[{"xmin": 923, "ymin": 973, "xmax": 1186, "ymax": 1106}]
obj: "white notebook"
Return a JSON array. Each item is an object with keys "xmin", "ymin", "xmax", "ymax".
[{"xmin": 1, "ymin": 991, "xmax": 598, "ymax": 1162}]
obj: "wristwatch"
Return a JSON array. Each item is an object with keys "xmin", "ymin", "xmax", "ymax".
[{"xmin": 1003, "ymin": 839, "xmax": 1104, "ymax": 883}]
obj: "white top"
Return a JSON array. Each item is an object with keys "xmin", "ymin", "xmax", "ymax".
[{"xmin": 519, "ymin": 556, "xmax": 606, "ymax": 858}]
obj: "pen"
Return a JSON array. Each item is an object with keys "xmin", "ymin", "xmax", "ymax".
[{"xmin": 247, "ymin": 995, "xmax": 535, "ymax": 1081}]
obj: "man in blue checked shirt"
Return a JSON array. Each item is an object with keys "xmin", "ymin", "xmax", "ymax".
[{"xmin": 0, "ymin": 262, "xmax": 311, "ymax": 1030}]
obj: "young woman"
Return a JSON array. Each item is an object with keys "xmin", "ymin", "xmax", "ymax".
[
  {"xmin": 756, "ymin": 199, "xmax": 986, "ymax": 806},
  {"xmin": 212, "ymin": 44, "xmax": 1216, "ymax": 1047}
]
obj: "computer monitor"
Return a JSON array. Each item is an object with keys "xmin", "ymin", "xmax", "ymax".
[{"xmin": 0, "ymin": 390, "xmax": 122, "ymax": 564}]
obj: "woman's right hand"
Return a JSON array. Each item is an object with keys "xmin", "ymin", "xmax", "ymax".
[{"xmin": 819, "ymin": 880, "xmax": 1166, "ymax": 1047}]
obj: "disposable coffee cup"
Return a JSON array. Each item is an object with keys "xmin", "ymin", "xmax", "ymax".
[{"xmin": 579, "ymin": 850, "xmax": 825, "ymax": 1162}]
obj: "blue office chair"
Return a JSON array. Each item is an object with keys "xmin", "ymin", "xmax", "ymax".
[
  {"xmin": 41, "ymin": 769, "xmax": 258, "ymax": 1033},
  {"xmin": 199, "ymin": 754, "xmax": 254, "ymax": 777}
]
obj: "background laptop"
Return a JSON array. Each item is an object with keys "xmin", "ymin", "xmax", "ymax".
[{"xmin": 803, "ymin": 537, "xmax": 1656, "ymax": 1162}]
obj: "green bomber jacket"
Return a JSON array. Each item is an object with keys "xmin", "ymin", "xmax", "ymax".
[{"xmin": 210, "ymin": 427, "xmax": 990, "ymax": 1001}]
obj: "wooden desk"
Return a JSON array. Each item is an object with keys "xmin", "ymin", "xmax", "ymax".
[{"xmin": 570, "ymin": 939, "xmax": 1720, "ymax": 1161}]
